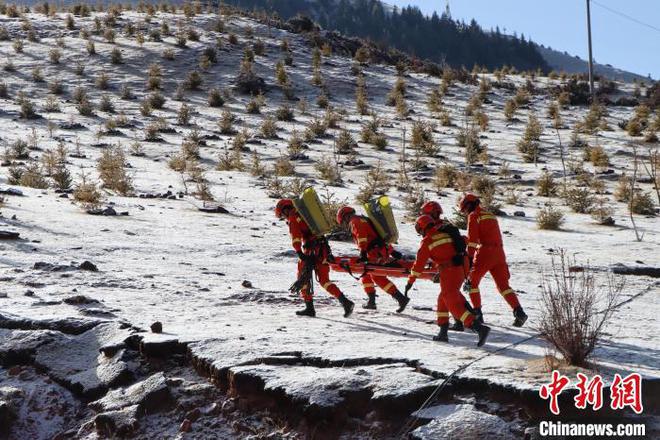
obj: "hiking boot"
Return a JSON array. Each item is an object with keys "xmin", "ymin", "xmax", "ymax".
[
  {"xmin": 513, "ymin": 306, "xmax": 528, "ymax": 327},
  {"xmin": 339, "ymin": 295, "xmax": 355, "ymax": 318},
  {"xmin": 449, "ymin": 320, "xmax": 464, "ymax": 332},
  {"xmin": 393, "ymin": 291, "xmax": 410, "ymax": 313},
  {"xmin": 295, "ymin": 301, "xmax": 316, "ymax": 317},
  {"xmin": 474, "ymin": 307, "xmax": 484, "ymax": 324},
  {"xmin": 362, "ymin": 293, "xmax": 377, "ymax": 310},
  {"xmin": 471, "ymin": 321, "xmax": 491, "ymax": 347},
  {"xmin": 433, "ymin": 324, "xmax": 449, "ymax": 342}
]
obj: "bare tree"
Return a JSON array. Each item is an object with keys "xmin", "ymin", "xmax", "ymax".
[
  {"xmin": 538, "ymin": 250, "xmax": 623, "ymax": 367},
  {"xmin": 642, "ymin": 146, "xmax": 659, "ymax": 205},
  {"xmin": 629, "ymin": 143, "xmax": 644, "ymax": 242}
]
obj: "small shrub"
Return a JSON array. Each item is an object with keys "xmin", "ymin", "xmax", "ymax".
[
  {"xmin": 631, "ymin": 192, "xmax": 655, "ymax": 215},
  {"xmin": 19, "ymin": 163, "xmax": 48, "ymax": 189},
  {"xmin": 335, "ymin": 129, "xmax": 357, "ymax": 154},
  {"xmin": 163, "ymin": 48, "xmax": 175, "ymax": 60},
  {"xmin": 17, "ymin": 94, "xmax": 37, "ymax": 119},
  {"xmin": 260, "ymin": 117, "xmax": 278, "ymax": 139},
  {"xmin": 274, "ymin": 155, "xmax": 295, "ymax": 176},
  {"xmin": 537, "ymin": 205, "xmax": 564, "ymax": 230},
  {"xmin": 95, "ymin": 72, "xmax": 110, "ymax": 90},
  {"xmin": 97, "ymin": 146, "xmax": 133, "ymax": 195},
  {"xmin": 184, "ymin": 70, "xmax": 203, "ymax": 91},
  {"xmin": 99, "ymin": 95, "xmax": 115, "ymax": 113},
  {"xmin": 110, "ymin": 47, "xmax": 122, "ymax": 64},
  {"xmin": 355, "ymin": 161, "xmax": 389, "ymax": 204},
  {"xmin": 32, "ymin": 66, "xmax": 44, "ymax": 82},
  {"xmin": 434, "ymin": 163, "xmax": 458, "ymax": 189},
  {"xmin": 73, "ymin": 172, "xmax": 104, "ymax": 210},
  {"xmin": 208, "ymin": 88, "xmax": 224, "ymax": 107},
  {"xmin": 177, "ymin": 103, "xmax": 192, "ymax": 125},
  {"xmin": 537, "ymin": 171, "xmax": 557, "ymax": 197},
  {"xmin": 77, "ymin": 98, "xmax": 94, "ymax": 116},
  {"xmin": 148, "ymin": 92, "xmax": 166, "ymax": 109},
  {"xmin": 315, "ymin": 156, "xmax": 342, "ymax": 185},
  {"xmin": 275, "ymin": 104, "xmax": 294, "ymax": 122},
  {"xmin": 563, "ymin": 185, "xmax": 594, "ymax": 213},
  {"xmin": 410, "ymin": 120, "xmax": 438, "ymax": 156},
  {"xmin": 49, "ymin": 48, "xmax": 62, "ymax": 64},
  {"xmin": 218, "ymin": 110, "xmax": 235, "ymax": 134},
  {"xmin": 456, "ymin": 126, "xmax": 482, "ymax": 165}
]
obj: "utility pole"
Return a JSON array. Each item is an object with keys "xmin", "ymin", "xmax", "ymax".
[{"xmin": 586, "ymin": 0, "xmax": 595, "ymax": 100}]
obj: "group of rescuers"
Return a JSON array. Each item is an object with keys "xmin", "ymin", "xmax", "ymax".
[{"xmin": 274, "ymin": 194, "xmax": 528, "ymax": 347}]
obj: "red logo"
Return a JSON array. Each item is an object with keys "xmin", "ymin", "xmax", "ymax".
[
  {"xmin": 574, "ymin": 373, "xmax": 603, "ymax": 411},
  {"xmin": 539, "ymin": 370, "xmax": 570, "ymax": 415},
  {"xmin": 610, "ymin": 373, "xmax": 643, "ymax": 414}
]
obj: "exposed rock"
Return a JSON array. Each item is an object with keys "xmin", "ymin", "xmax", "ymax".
[
  {"xmin": 513, "ymin": 211, "xmax": 526, "ymax": 217},
  {"xmin": 139, "ymin": 333, "xmax": 186, "ymax": 358},
  {"xmin": 34, "ymin": 322, "xmax": 137, "ymax": 398},
  {"xmin": 0, "ymin": 329, "xmax": 66, "ymax": 366},
  {"xmin": 179, "ymin": 418, "xmax": 192, "ymax": 432},
  {"xmin": 0, "ymin": 400, "xmax": 15, "ymax": 435},
  {"xmin": 89, "ymin": 372, "xmax": 171, "ymax": 414},
  {"xmin": 64, "ymin": 294, "xmax": 99, "ymax": 305},
  {"xmin": 0, "ymin": 312, "xmax": 100, "ymax": 335},
  {"xmin": 0, "ymin": 231, "xmax": 20, "ymax": 240},
  {"xmin": 79, "ymin": 261, "xmax": 99, "ymax": 272},
  {"xmin": 610, "ymin": 264, "xmax": 660, "ymax": 278},
  {"xmin": 0, "ymin": 188, "xmax": 24, "ymax": 196},
  {"xmin": 198, "ymin": 204, "xmax": 229, "ymax": 214},
  {"xmin": 241, "ymin": 280, "xmax": 253, "ymax": 288},
  {"xmin": 285, "ymin": 15, "xmax": 319, "ymax": 33},
  {"xmin": 411, "ymin": 404, "xmax": 513, "ymax": 439},
  {"xmin": 150, "ymin": 321, "xmax": 163, "ymax": 333},
  {"xmin": 94, "ymin": 404, "xmax": 140, "ymax": 437}
]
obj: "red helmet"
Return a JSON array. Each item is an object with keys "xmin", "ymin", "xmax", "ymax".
[
  {"xmin": 336, "ymin": 206, "xmax": 356, "ymax": 224},
  {"xmin": 415, "ymin": 215, "xmax": 436, "ymax": 236},
  {"xmin": 275, "ymin": 199, "xmax": 294, "ymax": 219},
  {"xmin": 421, "ymin": 201, "xmax": 443, "ymax": 219},
  {"xmin": 459, "ymin": 193, "xmax": 479, "ymax": 213}
]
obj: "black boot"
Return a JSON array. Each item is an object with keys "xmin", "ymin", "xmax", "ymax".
[
  {"xmin": 296, "ymin": 301, "xmax": 316, "ymax": 317},
  {"xmin": 433, "ymin": 324, "xmax": 449, "ymax": 342},
  {"xmin": 393, "ymin": 291, "xmax": 410, "ymax": 313},
  {"xmin": 449, "ymin": 320, "xmax": 464, "ymax": 332},
  {"xmin": 471, "ymin": 320, "xmax": 491, "ymax": 347},
  {"xmin": 362, "ymin": 293, "xmax": 377, "ymax": 310},
  {"xmin": 339, "ymin": 295, "xmax": 355, "ymax": 318},
  {"xmin": 474, "ymin": 307, "xmax": 484, "ymax": 324},
  {"xmin": 513, "ymin": 306, "xmax": 528, "ymax": 327}
]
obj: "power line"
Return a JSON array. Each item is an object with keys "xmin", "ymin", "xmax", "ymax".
[{"xmin": 591, "ymin": 0, "xmax": 660, "ymax": 34}]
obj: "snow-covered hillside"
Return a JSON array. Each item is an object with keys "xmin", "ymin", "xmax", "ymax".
[{"xmin": 0, "ymin": 5, "xmax": 658, "ymax": 439}]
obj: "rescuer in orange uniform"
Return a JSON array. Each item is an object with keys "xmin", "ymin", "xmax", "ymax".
[
  {"xmin": 420, "ymin": 201, "xmax": 474, "ymax": 332},
  {"xmin": 459, "ymin": 194, "xmax": 528, "ymax": 327},
  {"xmin": 275, "ymin": 199, "xmax": 355, "ymax": 318},
  {"xmin": 337, "ymin": 206, "xmax": 409, "ymax": 312},
  {"xmin": 404, "ymin": 215, "xmax": 491, "ymax": 346}
]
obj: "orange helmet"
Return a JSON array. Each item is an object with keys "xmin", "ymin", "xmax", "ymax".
[
  {"xmin": 275, "ymin": 199, "xmax": 294, "ymax": 219},
  {"xmin": 421, "ymin": 201, "xmax": 443, "ymax": 219},
  {"xmin": 459, "ymin": 193, "xmax": 480, "ymax": 213},
  {"xmin": 415, "ymin": 215, "xmax": 436, "ymax": 236},
  {"xmin": 336, "ymin": 206, "xmax": 356, "ymax": 224}
]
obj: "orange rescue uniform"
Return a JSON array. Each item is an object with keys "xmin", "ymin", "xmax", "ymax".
[
  {"xmin": 287, "ymin": 209, "xmax": 342, "ymax": 302},
  {"xmin": 348, "ymin": 216, "xmax": 398, "ymax": 297},
  {"xmin": 466, "ymin": 205, "xmax": 520, "ymax": 310},
  {"xmin": 408, "ymin": 225, "xmax": 475, "ymax": 327}
]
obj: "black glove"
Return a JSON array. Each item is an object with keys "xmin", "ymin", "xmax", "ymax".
[
  {"xmin": 452, "ymin": 254, "xmax": 465, "ymax": 266},
  {"xmin": 391, "ymin": 250, "xmax": 402, "ymax": 259},
  {"xmin": 404, "ymin": 282, "xmax": 413, "ymax": 296},
  {"xmin": 326, "ymin": 253, "xmax": 335, "ymax": 263},
  {"xmin": 297, "ymin": 251, "xmax": 307, "ymax": 261},
  {"xmin": 359, "ymin": 251, "xmax": 368, "ymax": 263}
]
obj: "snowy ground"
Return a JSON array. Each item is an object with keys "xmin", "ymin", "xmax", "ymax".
[{"xmin": 0, "ymin": 8, "xmax": 659, "ymax": 439}]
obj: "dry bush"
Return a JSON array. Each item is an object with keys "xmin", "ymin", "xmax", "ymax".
[
  {"xmin": 49, "ymin": 48, "xmax": 62, "ymax": 64},
  {"xmin": 286, "ymin": 129, "xmax": 305, "ymax": 158},
  {"xmin": 614, "ymin": 173, "xmax": 632, "ymax": 202},
  {"xmin": 410, "ymin": 120, "xmax": 438, "ymax": 156},
  {"xmin": 434, "ymin": 163, "xmax": 458, "ymax": 189},
  {"xmin": 274, "ymin": 104, "xmax": 294, "ymax": 122},
  {"xmin": 537, "ymin": 171, "xmax": 557, "ymax": 197},
  {"xmin": 456, "ymin": 125, "xmax": 482, "ymax": 165},
  {"xmin": 472, "ymin": 175, "xmax": 499, "ymax": 211},
  {"xmin": 110, "ymin": 47, "xmax": 122, "ymax": 64},
  {"xmin": 588, "ymin": 145, "xmax": 609, "ymax": 168},
  {"xmin": 274, "ymin": 155, "xmax": 295, "ymax": 176},
  {"xmin": 356, "ymin": 161, "xmax": 389, "ymax": 204},
  {"xmin": 316, "ymin": 93, "xmax": 329, "ymax": 109},
  {"xmin": 504, "ymin": 99, "xmax": 517, "ymax": 121},
  {"xmin": 95, "ymin": 72, "xmax": 110, "ymax": 90},
  {"xmin": 18, "ymin": 163, "xmax": 48, "ymax": 189},
  {"xmin": 148, "ymin": 91, "xmax": 166, "ymax": 109},
  {"xmin": 590, "ymin": 197, "xmax": 615, "ymax": 225},
  {"xmin": 99, "ymin": 95, "xmax": 114, "ymax": 113},
  {"xmin": 563, "ymin": 185, "xmax": 594, "ymax": 213},
  {"xmin": 74, "ymin": 172, "xmax": 104, "ymax": 210},
  {"xmin": 315, "ymin": 155, "xmax": 342, "ymax": 186},
  {"xmin": 97, "ymin": 147, "xmax": 133, "ymax": 195},
  {"xmin": 218, "ymin": 110, "xmax": 236, "ymax": 134},
  {"xmin": 249, "ymin": 150, "xmax": 266, "ymax": 177},
  {"xmin": 538, "ymin": 250, "xmax": 623, "ymax": 366},
  {"xmin": 403, "ymin": 185, "xmax": 425, "ymax": 220},
  {"xmin": 177, "ymin": 103, "xmax": 192, "ymax": 125},
  {"xmin": 208, "ymin": 88, "xmax": 224, "ymax": 107},
  {"xmin": 246, "ymin": 94, "xmax": 264, "ymax": 114},
  {"xmin": 17, "ymin": 94, "xmax": 37, "ymax": 119},
  {"xmin": 537, "ymin": 205, "xmax": 564, "ymax": 230},
  {"xmin": 259, "ymin": 116, "xmax": 278, "ymax": 139},
  {"xmin": 335, "ymin": 129, "xmax": 357, "ymax": 154},
  {"xmin": 631, "ymin": 192, "xmax": 655, "ymax": 215}
]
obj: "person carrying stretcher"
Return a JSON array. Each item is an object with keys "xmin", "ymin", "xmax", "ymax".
[
  {"xmin": 337, "ymin": 206, "xmax": 410, "ymax": 312},
  {"xmin": 405, "ymin": 215, "xmax": 491, "ymax": 346}
]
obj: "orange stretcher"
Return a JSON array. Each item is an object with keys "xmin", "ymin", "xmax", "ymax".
[{"xmin": 330, "ymin": 256, "xmax": 439, "ymax": 281}]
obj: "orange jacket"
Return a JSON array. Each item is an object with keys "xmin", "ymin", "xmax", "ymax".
[
  {"xmin": 466, "ymin": 205, "xmax": 502, "ymax": 258},
  {"xmin": 408, "ymin": 224, "xmax": 459, "ymax": 284},
  {"xmin": 349, "ymin": 216, "xmax": 378, "ymax": 252},
  {"xmin": 286, "ymin": 209, "xmax": 315, "ymax": 253}
]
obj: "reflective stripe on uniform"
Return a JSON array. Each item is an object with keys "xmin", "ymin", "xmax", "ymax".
[
  {"xmin": 460, "ymin": 311, "xmax": 472, "ymax": 323},
  {"xmin": 383, "ymin": 282, "xmax": 394, "ymax": 292},
  {"xmin": 500, "ymin": 288, "xmax": 514, "ymax": 297},
  {"xmin": 428, "ymin": 238, "xmax": 453, "ymax": 249},
  {"xmin": 470, "ymin": 288, "xmax": 480, "ymax": 293},
  {"xmin": 357, "ymin": 238, "xmax": 368, "ymax": 243},
  {"xmin": 431, "ymin": 233, "xmax": 450, "ymax": 240},
  {"xmin": 362, "ymin": 283, "xmax": 375, "ymax": 288},
  {"xmin": 410, "ymin": 270, "xmax": 421, "ymax": 277},
  {"xmin": 322, "ymin": 282, "xmax": 334, "ymax": 290},
  {"xmin": 468, "ymin": 242, "xmax": 479, "ymax": 248},
  {"xmin": 478, "ymin": 214, "xmax": 496, "ymax": 222},
  {"xmin": 437, "ymin": 312, "xmax": 450, "ymax": 318},
  {"xmin": 292, "ymin": 238, "xmax": 302, "ymax": 243}
]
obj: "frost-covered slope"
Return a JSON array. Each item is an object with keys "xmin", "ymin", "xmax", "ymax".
[{"xmin": 0, "ymin": 7, "xmax": 658, "ymax": 439}]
